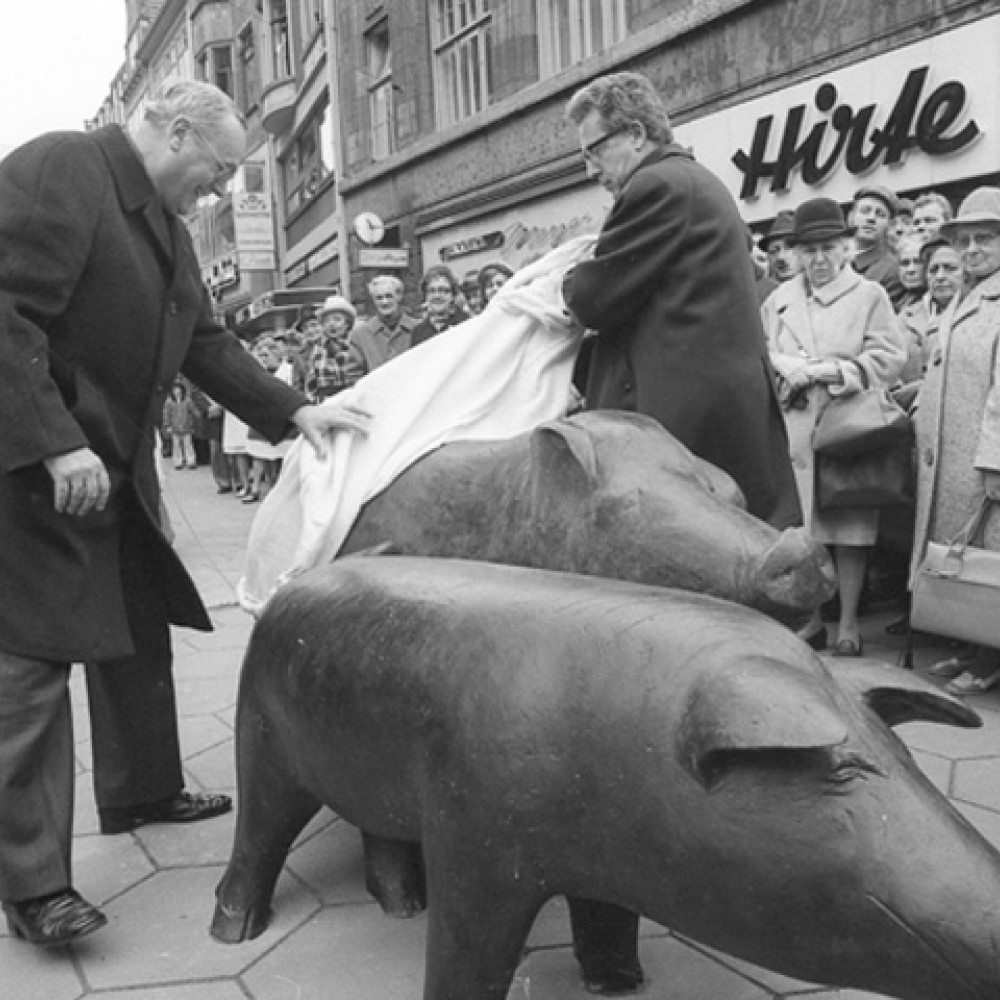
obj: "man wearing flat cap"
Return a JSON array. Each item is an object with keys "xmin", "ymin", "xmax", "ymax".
[
  {"xmin": 850, "ymin": 185, "xmax": 906, "ymax": 309},
  {"xmin": 761, "ymin": 209, "xmax": 801, "ymax": 286}
]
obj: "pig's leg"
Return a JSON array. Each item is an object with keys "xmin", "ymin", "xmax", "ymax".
[
  {"xmin": 362, "ymin": 832, "xmax": 426, "ymax": 916},
  {"xmin": 421, "ymin": 833, "xmax": 542, "ymax": 1000},
  {"xmin": 211, "ymin": 705, "xmax": 321, "ymax": 943},
  {"xmin": 567, "ymin": 897, "xmax": 644, "ymax": 995}
]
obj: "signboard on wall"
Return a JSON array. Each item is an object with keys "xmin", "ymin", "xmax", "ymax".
[
  {"xmin": 233, "ymin": 191, "xmax": 277, "ymax": 271},
  {"xmin": 358, "ymin": 246, "xmax": 410, "ymax": 269},
  {"xmin": 675, "ymin": 15, "xmax": 997, "ymax": 221}
]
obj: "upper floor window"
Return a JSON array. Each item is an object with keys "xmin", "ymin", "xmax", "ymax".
[
  {"xmin": 298, "ymin": 0, "xmax": 324, "ymax": 43},
  {"xmin": 281, "ymin": 100, "xmax": 335, "ymax": 216},
  {"xmin": 270, "ymin": 0, "xmax": 292, "ymax": 80},
  {"xmin": 366, "ymin": 19, "xmax": 395, "ymax": 160},
  {"xmin": 431, "ymin": 0, "xmax": 492, "ymax": 128},
  {"xmin": 538, "ymin": 0, "xmax": 627, "ymax": 77},
  {"xmin": 238, "ymin": 23, "xmax": 262, "ymax": 112},
  {"xmin": 212, "ymin": 45, "xmax": 235, "ymax": 97}
]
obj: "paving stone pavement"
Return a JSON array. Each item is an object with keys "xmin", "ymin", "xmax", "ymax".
[{"xmin": 2, "ymin": 461, "xmax": 999, "ymax": 1000}]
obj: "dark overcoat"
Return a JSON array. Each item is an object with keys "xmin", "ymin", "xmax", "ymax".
[
  {"xmin": 0, "ymin": 125, "xmax": 306, "ymax": 662},
  {"xmin": 564, "ymin": 145, "xmax": 800, "ymax": 529}
]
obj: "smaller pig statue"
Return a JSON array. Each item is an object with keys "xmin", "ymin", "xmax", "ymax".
[
  {"xmin": 212, "ymin": 556, "xmax": 1000, "ymax": 1000},
  {"xmin": 340, "ymin": 410, "xmax": 835, "ymax": 625}
]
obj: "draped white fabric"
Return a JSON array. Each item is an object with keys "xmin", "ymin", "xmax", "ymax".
[{"xmin": 238, "ymin": 236, "xmax": 595, "ymax": 614}]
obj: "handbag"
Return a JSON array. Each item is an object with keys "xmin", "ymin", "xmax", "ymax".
[
  {"xmin": 910, "ymin": 498, "xmax": 1000, "ymax": 647},
  {"xmin": 815, "ymin": 433, "xmax": 914, "ymax": 509},
  {"xmin": 812, "ymin": 387, "xmax": 911, "ymax": 457}
]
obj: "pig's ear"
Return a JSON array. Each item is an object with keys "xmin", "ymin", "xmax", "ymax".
[
  {"xmin": 832, "ymin": 659, "xmax": 982, "ymax": 730},
  {"xmin": 530, "ymin": 420, "xmax": 598, "ymax": 499},
  {"xmin": 678, "ymin": 659, "xmax": 848, "ymax": 789}
]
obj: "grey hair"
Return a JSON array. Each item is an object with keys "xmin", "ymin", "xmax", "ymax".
[
  {"xmin": 913, "ymin": 191, "xmax": 954, "ymax": 221},
  {"xmin": 565, "ymin": 72, "xmax": 673, "ymax": 145},
  {"xmin": 368, "ymin": 274, "xmax": 404, "ymax": 297},
  {"xmin": 144, "ymin": 79, "xmax": 245, "ymax": 131}
]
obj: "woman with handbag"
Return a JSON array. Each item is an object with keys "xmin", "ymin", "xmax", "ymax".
[
  {"xmin": 763, "ymin": 198, "xmax": 906, "ymax": 656},
  {"xmin": 911, "ymin": 187, "xmax": 1000, "ymax": 695}
]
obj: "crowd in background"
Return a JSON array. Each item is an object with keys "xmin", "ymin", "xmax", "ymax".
[{"xmin": 755, "ymin": 182, "xmax": 1000, "ymax": 695}]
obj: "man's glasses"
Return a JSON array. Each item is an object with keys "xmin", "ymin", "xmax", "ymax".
[
  {"xmin": 953, "ymin": 230, "xmax": 1000, "ymax": 250},
  {"xmin": 581, "ymin": 126, "xmax": 630, "ymax": 163},
  {"xmin": 188, "ymin": 121, "xmax": 239, "ymax": 192}
]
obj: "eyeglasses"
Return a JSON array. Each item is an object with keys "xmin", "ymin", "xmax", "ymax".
[
  {"xmin": 953, "ymin": 230, "xmax": 1000, "ymax": 250},
  {"xmin": 188, "ymin": 120, "xmax": 239, "ymax": 192},
  {"xmin": 581, "ymin": 126, "xmax": 630, "ymax": 163}
]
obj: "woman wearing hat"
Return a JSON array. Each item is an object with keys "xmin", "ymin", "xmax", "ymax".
[
  {"xmin": 912, "ymin": 187, "xmax": 1000, "ymax": 693},
  {"xmin": 762, "ymin": 197, "xmax": 906, "ymax": 655}
]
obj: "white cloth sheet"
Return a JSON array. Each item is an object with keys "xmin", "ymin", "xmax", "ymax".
[{"xmin": 238, "ymin": 236, "xmax": 596, "ymax": 614}]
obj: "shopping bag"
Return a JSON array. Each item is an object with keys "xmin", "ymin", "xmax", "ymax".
[
  {"xmin": 812, "ymin": 387, "xmax": 911, "ymax": 457},
  {"xmin": 911, "ymin": 498, "xmax": 1000, "ymax": 646}
]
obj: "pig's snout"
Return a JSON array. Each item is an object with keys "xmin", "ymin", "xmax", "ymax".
[{"xmin": 754, "ymin": 527, "xmax": 837, "ymax": 615}]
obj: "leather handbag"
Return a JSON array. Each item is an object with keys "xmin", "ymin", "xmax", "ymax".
[
  {"xmin": 812, "ymin": 387, "xmax": 911, "ymax": 457},
  {"xmin": 815, "ymin": 434, "xmax": 914, "ymax": 509},
  {"xmin": 910, "ymin": 498, "xmax": 1000, "ymax": 647}
]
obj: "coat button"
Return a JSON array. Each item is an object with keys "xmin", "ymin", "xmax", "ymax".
[{"xmin": 169, "ymin": 301, "xmax": 179, "ymax": 315}]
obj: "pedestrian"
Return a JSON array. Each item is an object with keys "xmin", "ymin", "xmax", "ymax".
[
  {"xmin": 762, "ymin": 197, "xmax": 905, "ymax": 656},
  {"xmin": 562, "ymin": 70, "xmax": 800, "ymax": 531},
  {"xmin": 162, "ymin": 381, "xmax": 200, "ymax": 469},
  {"xmin": 913, "ymin": 187, "xmax": 1000, "ymax": 694},
  {"xmin": 849, "ymin": 185, "xmax": 906, "ymax": 309},
  {"xmin": 478, "ymin": 261, "xmax": 515, "ymax": 308},
  {"xmin": 0, "ymin": 79, "xmax": 368, "ymax": 946},
  {"xmin": 349, "ymin": 274, "xmax": 419, "ymax": 371},
  {"xmin": 760, "ymin": 210, "xmax": 801, "ymax": 285},
  {"xmin": 912, "ymin": 191, "xmax": 953, "ymax": 244},
  {"xmin": 305, "ymin": 294, "xmax": 365, "ymax": 401},
  {"xmin": 411, "ymin": 265, "xmax": 470, "ymax": 347}
]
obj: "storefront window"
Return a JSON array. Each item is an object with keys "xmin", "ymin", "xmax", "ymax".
[
  {"xmin": 537, "ymin": 0, "xmax": 628, "ymax": 77},
  {"xmin": 281, "ymin": 101, "xmax": 335, "ymax": 216},
  {"xmin": 431, "ymin": 0, "xmax": 493, "ymax": 128}
]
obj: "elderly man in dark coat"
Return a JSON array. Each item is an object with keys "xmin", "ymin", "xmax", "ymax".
[
  {"xmin": 0, "ymin": 81, "xmax": 367, "ymax": 945},
  {"xmin": 563, "ymin": 72, "xmax": 800, "ymax": 532}
]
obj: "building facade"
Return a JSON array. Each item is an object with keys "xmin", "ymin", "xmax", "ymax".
[{"xmin": 89, "ymin": 0, "xmax": 1000, "ymax": 318}]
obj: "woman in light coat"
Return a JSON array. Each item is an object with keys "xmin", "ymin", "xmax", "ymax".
[
  {"xmin": 912, "ymin": 188, "xmax": 1000, "ymax": 694},
  {"xmin": 763, "ymin": 198, "xmax": 905, "ymax": 655}
]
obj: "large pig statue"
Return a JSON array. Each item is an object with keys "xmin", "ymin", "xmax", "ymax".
[
  {"xmin": 212, "ymin": 556, "xmax": 1000, "ymax": 1000},
  {"xmin": 340, "ymin": 410, "xmax": 835, "ymax": 625}
]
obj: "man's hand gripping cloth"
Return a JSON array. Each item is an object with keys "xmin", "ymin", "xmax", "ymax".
[{"xmin": 238, "ymin": 236, "xmax": 596, "ymax": 614}]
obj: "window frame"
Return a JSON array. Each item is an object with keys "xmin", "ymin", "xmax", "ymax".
[
  {"xmin": 430, "ymin": 0, "xmax": 493, "ymax": 128},
  {"xmin": 537, "ymin": 0, "xmax": 627, "ymax": 78}
]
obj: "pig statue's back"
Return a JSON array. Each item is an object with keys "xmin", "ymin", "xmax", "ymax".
[
  {"xmin": 214, "ymin": 556, "xmax": 1000, "ymax": 1000},
  {"xmin": 341, "ymin": 411, "xmax": 834, "ymax": 622}
]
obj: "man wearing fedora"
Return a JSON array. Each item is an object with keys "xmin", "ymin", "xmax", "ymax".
[
  {"xmin": 761, "ymin": 209, "xmax": 801, "ymax": 286},
  {"xmin": 850, "ymin": 185, "xmax": 906, "ymax": 310}
]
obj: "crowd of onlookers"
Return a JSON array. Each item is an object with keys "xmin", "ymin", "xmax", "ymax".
[{"xmin": 754, "ymin": 182, "xmax": 1000, "ymax": 695}]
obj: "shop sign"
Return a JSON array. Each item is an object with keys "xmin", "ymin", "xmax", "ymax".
[
  {"xmin": 234, "ymin": 191, "xmax": 276, "ymax": 271},
  {"xmin": 284, "ymin": 260, "xmax": 309, "ymax": 284},
  {"xmin": 733, "ymin": 66, "xmax": 980, "ymax": 201},
  {"xmin": 439, "ymin": 231, "xmax": 504, "ymax": 261},
  {"xmin": 358, "ymin": 246, "xmax": 410, "ymax": 269}
]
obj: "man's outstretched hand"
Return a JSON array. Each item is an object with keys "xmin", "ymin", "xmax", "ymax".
[{"xmin": 292, "ymin": 401, "xmax": 373, "ymax": 459}]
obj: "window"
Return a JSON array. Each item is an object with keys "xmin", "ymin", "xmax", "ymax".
[
  {"xmin": 238, "ymin": 24, "xmax": 261, "ymax": 111},
  {"xmin": 298, "ymin": 0, "xmax": 324, "ymax": 43},
  {"xmin": 270, "ymin": 0, "xmax": 292, "ymax": 81},
  {"xmin": 431, "ymin": 0, "xmax": 492, "ymax": 127},
  {"xmin": 538, "ymin": 0, "xmax": 627, "ymax": 77},
  {"xmin": 212, "ymin": 45, "xmax": 234, "ymax": 97},
  {"xmin": 281, "ymin": 101, "xmax": 335, "ymax": 216},
  {"xmin": 366, "ymin": 19, "xmax": 394, "ymax": 160}
]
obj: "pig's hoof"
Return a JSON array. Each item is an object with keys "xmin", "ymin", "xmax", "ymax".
[
  {"xmin": 209, "ymin": 901, "xmax": 271, "ymax": 943},
  {"xmin": 581, "ymin": 964, "xmax": 645, "ymax": 996}
]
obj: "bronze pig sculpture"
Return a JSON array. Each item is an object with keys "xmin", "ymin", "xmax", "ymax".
[
  {"xmin": 212, "ymin": 556, "xmax": 1000, "ymax": 1000},
  {"xmin": 339, "ymin": 410, "xmax": 835, "ymax": 624}
]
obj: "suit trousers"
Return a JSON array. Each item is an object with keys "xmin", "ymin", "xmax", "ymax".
[{"xmin": 0, "ymin": 522, "xmax": 186, "ymax": 902}]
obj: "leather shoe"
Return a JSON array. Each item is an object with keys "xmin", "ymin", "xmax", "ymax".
[
  {"xmin": 99, "ymin": 790, "xmax": 232, "ymax": 835},
  {"xmin": 3, "ymin": 889, "xmax": 107, "ymax": 946},
  {"xmin": 832, "ymin": 637, "xmax": 864, "ymax": 658}
]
